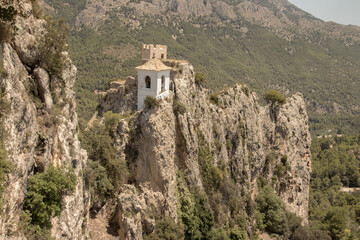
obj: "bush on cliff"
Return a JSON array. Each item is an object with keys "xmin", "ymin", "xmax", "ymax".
[
  {"xmin": 21, "ymin": 165, "xmax": 76, "ymax": 238},
  {"xmin": 0, "ymin": 141, "xmax": 12, "ymax": 210},
  {"xmin": 144, "ymin": 96, "xmax": 160, "ymax": 109},
  {"xmin": 195, "ymin": 72, "xmax": 206, "ymax": 85},
  {"xmin": 80, "ymin": 121, "xmax": 128, "ymax": 210},
  {"xmin": 0, "ymin": 6, "xmax": 17, "ymax": 43},
  {"xmin": 30, "ymin": 0, "xmax": 69, "ymax": 79},
  {"xmin": 263, "ymin": 90, "xmax": 286, "ymax": 105},
  {"xmin": 173, "ymin": 100, "xmax": 186, "ymax": 115}
]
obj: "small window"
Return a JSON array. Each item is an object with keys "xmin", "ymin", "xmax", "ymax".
[
  {"xmin": 161, "ymin": 75, "xmax": 165, "ymax": 92},
  {"xmin": 152, "ymin": 53, "xmax": 155, "ymax": 59},
  {"xmin": 145, "ymin": 76, "xmax": 151, "ymax": 88},
  {"xmin": 161, "ymin": 54, "xmax": 164, "ymax": 59}
]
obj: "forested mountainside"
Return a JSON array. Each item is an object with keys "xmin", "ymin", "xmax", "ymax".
[
  {"xmin": 309, "ymin": 136, "xmax": 360, "ymax": 240},
  {"xmin": 42, "ymin": 0, "xmax": 360, "ymax": 135}
]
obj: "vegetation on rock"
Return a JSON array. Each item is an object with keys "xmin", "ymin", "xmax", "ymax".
[
  {"xmin": 144, "ymin": 217, "xmax": 184, "ymax": 240},
  {"xmin": 173, "ymin": 100, "xmax": 187, "ymax": 115},
  {"xmin": 31, "ymin": 0, "xmax": 69, "ymax": 79},
  {"xmin": 195, "ymin": 72, "xmax": 206, "ymax": 85},
  {"xmin": 309, "ymin": 136, "xmax": 360, "ymax": 240},
  {"xmin": 144, "ymin": 95, "xmax": 160, "ymax": 109},
  {"xmin": 264, "ymin": 90, "xmax": 286, "ymax": 106},
  {"xmin": 255, "ymin": 177, "xmax": 313, "ymax": 239},
  {"xmin": 80, "ymin": 120, "xmax": 128, "ymax": 210},
  {"xmin": 42, "ymin": 0, "xmax": 360, "ymax": 135},
  {"xmin": 22, "ymin": 165, "xmax": 76, "ymax": 238},
  {"xmin": 209, "ymin": 93, "xmax": 219, "ymax": 105},
  {"xmin": 0, "ymin": 6, "xmax": 17, "ymax": 43},
  {"xmin": 0, "ymin": 141, "xmax": 12, "ymax": 210}
]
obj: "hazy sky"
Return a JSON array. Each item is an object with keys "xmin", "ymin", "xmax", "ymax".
[{"xmin": 289, "ymin": 0, "xmax": 360, "ymax": 26}]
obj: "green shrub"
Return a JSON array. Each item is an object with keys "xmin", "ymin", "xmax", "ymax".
[
  {"xmin": 263, "ymin": 90, "xmax": 286, "ymax": 105},
  {"xmin": 208, "ymin": 228, "xmax": 230, "ymax": 240},
  {"xmin": 274, "ymin": 160, "xmax": 289, "ymax": 179},
  {"xmin": 20, "ymin": 211, "xmax": 54, "ymax": 240},
  {"xmin": 255, "ymin": 185, "xmax": 287, "ymax": 235},
  {"xmin": 144, "ymin": 217, "xmax": 184, "ymax": 240},
  {"xmin": 22, "ymin": 165, "xmax": 76, "ymax": 230},
  {"xmin": 263, "ymin": 151, "xmax": 277, "ymax": 174},
  {"xmin": 84, "ymin": 160, "xmax": 114, "ymax": 208},
  {"xmin": 80, "ymin": 121, "xmax": 128, "ymax": 209},
  {"xmin": 39, "ymin": 18, "xmax": 69, "ymax": 78},
  {"xmin": 230, "ymin": 227, "xmax": 247, "ymax": 240},
  {"xmin": 177, "ymin": 173, "xmax": 214, "ymax": 240},
  {"xmin": 197, "ymin": 131, "xmax": 223, "ymax": 192},
  {"xmin": 173, "ymin": 100, "xmax": 186, "ymax": 115},
  {"xmin": 144, "ymin": 96, "xmax": 160, "ymax": 109},
  {"xmin": 195, "ymin": 72, "xmax": 206, "ymax": 85},
  {"xmin": 0, "ymin": 141, "xmax": 12, "ymax": 209},
  {"xmin": 103, "ymin": 111, "xmax": 122, "ymax": 131},
  {"xmin": 209, "ymin": 94, "xmax": 219, "ymax": 105},
  {"xmin": 214, "ymin": 139, "xmax": 222, "ymax": 152},
  {"xmin": 0, "ymin": 6, "xmax": 17, "ymax": 43},
  {"xmin": 31, "ymin": 1, "xmax": 69, "ymax": 78},
  {"xmin": 241, "ymin": 85, "xmax": 250, "ymax": 97},
  {"xmin": 0, "ymin": 6, "xmax": 17, "ymax": 22}
]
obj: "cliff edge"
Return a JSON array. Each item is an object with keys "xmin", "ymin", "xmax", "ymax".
[{"xmin": 99, "ymin": 60, "xmax": 311, "ymax": 238}]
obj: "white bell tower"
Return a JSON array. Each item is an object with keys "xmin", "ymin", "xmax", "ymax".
[{"xmin": 135, "ymin": 58, "xmax": 172, "ymax": 110}]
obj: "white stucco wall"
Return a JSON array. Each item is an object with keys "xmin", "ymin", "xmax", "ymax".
[
  {"xmin": 137, "ymin": 70, "xmax": 170, "ymax": 110},
  {"xmin": 156, "ymin": 70, "xmax": 170, "ymax": 95}
]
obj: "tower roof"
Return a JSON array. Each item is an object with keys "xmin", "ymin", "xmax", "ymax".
[{"xmin": 135, "ymin": 58, "xmax": 172, "ymax": 71}]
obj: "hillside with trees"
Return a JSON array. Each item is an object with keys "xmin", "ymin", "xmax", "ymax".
[{"xmin": 42, "ymin": 0, "xmax": 360, "ymax": 135}]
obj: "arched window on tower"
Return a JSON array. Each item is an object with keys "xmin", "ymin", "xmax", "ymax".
[
  {"xmin": 161, "ymin": 75, "xmax": 165, "ymax": 92},
  {"xmin": 145, "ymin": 76, "xmax": 151, "ymax": 88}
]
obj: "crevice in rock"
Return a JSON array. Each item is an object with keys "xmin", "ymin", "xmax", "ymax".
[{"xmin": 174, "ymin": 115, "xmax": 187, "ymax": 170}]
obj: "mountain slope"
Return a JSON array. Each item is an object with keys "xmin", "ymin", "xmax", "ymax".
[{"xmin": 44, "ymin": 0, "xmax": 360, "ymax": 135}]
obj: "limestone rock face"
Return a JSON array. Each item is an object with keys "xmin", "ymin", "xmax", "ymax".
[
  {"xmin": 115, "ymin": 184, "xmax": 165, "ymax": 240},
  {"xmin": 106, "ymin": 61, "xmax": 311, "ymax": 237},
  {"xmin": 98, "ymin": 77, "xmax": 137, "ymax": 115},
  {"xmin": 0, "ymin": 1, "xmax": 89, "ymax": 239}
]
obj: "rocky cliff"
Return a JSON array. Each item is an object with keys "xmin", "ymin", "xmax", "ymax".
[
  {"xmin": 98, "ymin": 60, "xmax": 311, "ymax": 238},
  {"xmin": 0, "ymin": 1, "xmax": 312, "ymax": 238},
  {"xmin": 0, "ymin": 1, "xmax": 89, "ymax": 239}
]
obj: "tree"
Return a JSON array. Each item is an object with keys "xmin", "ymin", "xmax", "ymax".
[
  {"xmin": 195, "ymin": 72, "xmax": 206, "ymax": 85},
  {"xmin": 23, "ymin": 165, "xmax": 76, "ymax": 228},
  {"xmin": 256, "ymin": 185, "xmax": 287, "ymax": 235},
  {"xmin": 263, "ymin": 90, "xmax": 286, "ymax": 105}
]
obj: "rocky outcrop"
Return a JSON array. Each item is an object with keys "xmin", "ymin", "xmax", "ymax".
[
  {"xmin": 104, "ymin": 60, "xmax": 311, "ymax": 237},
  {"xmin": 0, "ymin": 1, "xmax": 89, "ymax": 239},
  {"xmin": 98, "ymin": 77, "xmax": 137, "ymax": 115}
]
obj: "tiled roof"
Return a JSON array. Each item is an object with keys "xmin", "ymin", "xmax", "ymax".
[{"xmin": 135, "ymin": 58, "xmax": 172, "ymax": 71}]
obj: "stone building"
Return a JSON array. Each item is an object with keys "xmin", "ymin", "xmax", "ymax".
[
  {"xmin": 135, "ymin": 58, "xmax": 172, "ymax": 110},
  {"xmin": 141, "ymin": 44, "xmax": 167, "ymax": 61}
]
